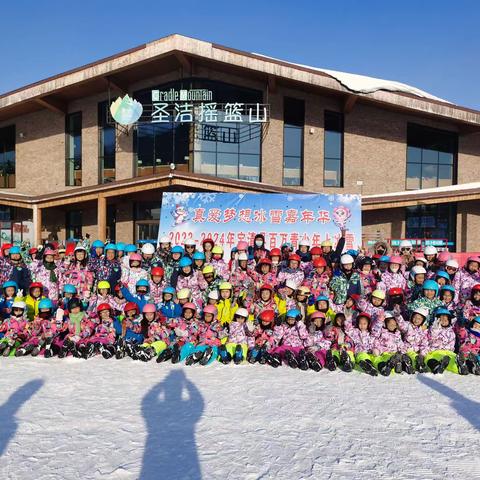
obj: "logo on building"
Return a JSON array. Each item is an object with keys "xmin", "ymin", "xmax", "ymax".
[{"xmin": 110, "ymin": 95, "xmax": 143, "ymax": 126}]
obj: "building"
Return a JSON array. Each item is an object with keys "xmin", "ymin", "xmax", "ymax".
[{"xmin": 0, "ymin": 34, "xmax": 480, "ymax": 250}]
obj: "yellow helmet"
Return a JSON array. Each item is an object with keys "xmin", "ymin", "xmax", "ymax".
[
  {"xmin": 97, "ymin": 281, "xmax": 111, "ymax": 291},
  {"xmin": 202, "ymin": 265, "xmax": 215, "ymax": 275},
  {"xmin": 371, "ymin": 289, "xmax": 386, "ymax": 300},
  {"xmin": 321, "ymin": 239, "xmax": 333, "ymax": 247},
  {"xmin": 212, "ymin": 245, "xmax": 223, "ymax": 255},
  {"xmin": 219, "ymin": 282, "xmax": 232, "ymax": 290},
  {"xmin": 177, "ymin": 288, "xmax": 191, "ymax": 300}
]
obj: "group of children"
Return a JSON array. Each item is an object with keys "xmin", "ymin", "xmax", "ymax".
[{"xmin": 0, "ymin": 235, "xmax": 479, "ymax": 377}]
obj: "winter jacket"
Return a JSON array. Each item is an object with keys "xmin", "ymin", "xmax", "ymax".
[
  {"xmin": 121, "ymin": 266, "xmax": 148, "ymax": 295},
  {"xmin": 396, "ymin": 315, "xmax": 429, "ymax": 354},
  {"xmin": 407, "ymin": 297, "xmax": 443, "ymax": 325},
  {"xmin": 59, "ymin": 262, "xmax": 94, "ymax": 299},
  {"xmin": 158, "ymin": 300, "xmax": 182, "ymax": 319},
  {"xmin": 29, "ymin": 260, "xmax": 60, "ymax": 301},
  {"xmin": 344, "ymin": 317, "xmax": 375, "ymax": 353},
  {"xmin": 273, "ymin": 321, "xmax": 310, "ymax": 348},
  {"xmin": 227, "ymin": 321, "xmax": 251, "ymax": 344},
  {"xmin": 216, "ymin": 298, "xmax": 238, "ymax": 325},
  {"xmin": 277, "ymin": 268, "xmax": 305, "ymax": 288},
  {"xmin": 426, "ymin": 320, "xmax": 456, "ymax": 353},
  {"xmin": 453, "ymin": 268, "xmax": 480, "ymax": 305},
  {"xmin": 307, "ymin": 324, "xmax": 331, "ymax": 351},
  {"xmin": 455, "ymin": 325, "xmax": 480, "ymax": 355},
  {"xmin": 377, "ymin": 272, "xmax": 407, "ymax": 292},
  {"xmin": 329, "ymin": 271, "xmax": 362, "ymax": 305},
  {"xmin": 372, "ymin": 328, "xmax": 405, "ymax": 355},
  {"xmin": 323, "ymin": 324, "xmax": 354, "ymax": 351}
]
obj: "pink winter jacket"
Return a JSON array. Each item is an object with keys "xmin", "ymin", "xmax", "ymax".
[
  {"xmin": 396, "ymin": 315, "xmax": 429, "ymax": 354},
  {"xmin": 344, "ymin": 318, "xmax": 375, "ymax": 353},
  {"xmin": 29, "ymin": 260, "xmax": 61, "ymax": 301},
  {"xmin": 377, "ymin": 272, "xmax": 407, "ymax": 292},
  {"xmin": 149, "ymin": 280, "xmax": 166, "ymax": 305},
  {"xmin": 453, "ymin": 268, "xmax": 480, "ymax": 305},
  {"xmin": 227, "ymin": 321, "xmax": 251, "ymax": 344},
  {"xmin": 455, "ymin": 325, "xmax": 480, "ymax": 355},
  {"xmin": 273, "ymin": 321, "xmax": 310, "ymax": 348},
  {"xmin": 176, "ymin": 272, "xmax": 203, "ymax": 303},
  {"xmin": 426, "ymin": 321, "xmax": 456, "ymax": 353},
  {"xmin": 307, "ymin": 326, "xmax": 331, "ymax": 351},
  {"xmin": 277, "ymin": 268, "xmax": 305, "ymax": 288},
  {"xmin": 462, "ymin": 300, "xmax": 480, "ymax": 321},
  {"xmin": 357, "ymin": 299, "xmax": 385, "ymax": 323},
  {"xmin": 121, "ymin": 266, "xmax": 149, "ymax": 295},
  {"xmin": 372, "ymin": 328, "xmax": 405, "ymax": 355},
  {"xmin": 59, "ymin": 263, "xmax": 94, "ymax": 298}
]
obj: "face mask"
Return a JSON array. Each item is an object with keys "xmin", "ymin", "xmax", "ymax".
[
  {"xmin": 255, "ymin": 240, "xmax": 263, "ymax": 247},
  {"xmin": 39, "ymin": 311, "xmax": 51, "ymax": 319}
]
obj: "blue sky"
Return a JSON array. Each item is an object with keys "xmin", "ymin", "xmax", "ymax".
[{"xmin": 1, "ymin": 0, "xmax": 479, "ymax": 107}]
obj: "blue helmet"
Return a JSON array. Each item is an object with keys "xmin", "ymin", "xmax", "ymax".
[
  {"xmin": 63, "ymin": 284, "xmax": 77, "ymax": 294},
  {"xmin": 286, "ymin": 309, "xmax": 301, "ymax": 319},
  {"xmin": 179, "ymin": 257, "xmax": 193, "ymax": 268},
  {"xmin": 9, "ymin": 246, "xmax": 21, "ymax": 255},
  {"xmin": 473, "ymin": 316, "xmax": 480, "ymax": 325},
  {"xmin": 435, "ymin": 270, "xmax": 450, "ymax": 281},
  {"xmin": 440, "ymin": 285, "xmax": 455, "ymax": 294},
  {"xmin": 192, "ymin": 252, "xmax": 206, "ymax": 261},
  {"xmin": 422, "ymin": 280, "xmax": 439, "ymax": 295},
  {"xmin": 171, "ymin": 246, "xmax": 184, "ymax": 255},
  {"xmin": 163, "ymin": 286, "xmax": 176, "ymax": 295},
  {"xmin": 38, "ymin": 298, "xmax": 53, "ymax": 310},
  {"xmin": 105, "ymin": 243, "xmax": 117, "ymax": 251},
  {"xmin": 434, "ymin": 307, "xmax": 452, "ymax": 318},
  {"xmin": 347, "ymin": 249, "xmax": 358, "ymax": 257},
  {"xmin": 379, "ymin": 255, "xmax": 390, "ymax": 263},
  {"xmin": 316, "ymin": 295, "xmax": 329, "ymax": 303},
  {"xmin": 3, "ymin": 280, "xmax": 17, "ymax": 291},
  {"xmin": 125, "ymin": 244, "xmax": 137, "ymax": 253},
  {"xmin": 116, "ymin": 242, "xmax": 126, "ymax": 251},
  {"xmin": 136, "ymin": 279, "xmax": 150, "ymax": 289},
  {"xmin": 92, "ymin": 240, "xmax": 105, "ymax": 249}
]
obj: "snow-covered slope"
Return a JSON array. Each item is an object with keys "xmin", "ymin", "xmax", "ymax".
[{"xmin": 1, "ymin": 358, "xmax": 479, "ymax": 479}]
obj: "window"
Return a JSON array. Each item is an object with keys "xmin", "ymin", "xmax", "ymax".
[
  {"xmin": 134, "ymin": 201, "xmax": 161, "ymax": 245},
  {"xmin": 98, "ymin": 102, "xmax": 116, "ymax": 183},
  {"xmin": 406, "ymin": 123, "xmax": 457, "ymax": 190},
  {"xmin": 324, "ymin": 111, "xmax": 344, "ymax": 187},
  {"xmin": 406, "ymin": 203, "xmax": 457, "ymax": 250},
  {"xmin": 66, "ymin": 112, "xmax": 82, "ymax": 186},
  {"xmin": 0, "ymin": 125, "xmax": 15, "ymax": 188},
  {"xmin": 66, "ymin": 210, "xmax": 82, "ymax": 241},
  {"xmin": 283, "ymin": 97, "xmax": 304, "ymax": 186}
]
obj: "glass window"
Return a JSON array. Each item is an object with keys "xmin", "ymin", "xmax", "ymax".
[
  {"xmin": 283, "ymin": 97, "xmax": 304, "ymax": 186},
  {"xmin": 406, "ymin": 203, "xmax": 457, "ymax": 251},
  {"xmin": 134, "ymin": 201, "xmax": 160, "ymax": 245},
  {"xmin": 98, "ymin": 102, "xmax": 116, "ymax": 183},
  {"xmin": 0, "ymin": 125, "xmax": 15, "ymax": 188},
  {"xmin": 133, "ymin": 78, "xmax": 262, "ymax": 181},
  {"xmin": 324, "ymin": 111, "xmax": 344, "ymax": 187},
  {"xmin": 66, "ymin": 112, "xmax": 82, "ymax": 186},
  {"xmin": 406, "ymin": 123, "xmax": 457, "ymax": 190},
  {"xmin": 66, "ymin": 210, "xmax": 82, "ymax": 241}
]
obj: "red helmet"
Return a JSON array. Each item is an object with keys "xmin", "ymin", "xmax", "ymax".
[
  {"xmin": 388, "ymin": 287, "xmax": 404, "ymax": 297},
  {"xmin": 151, "ymin": 267, "xmax": 165, "ymax": 277},
  {"xmin": 29, "ymin": 282, "xmax": 43, "ymax": 290},
  {"xmin": 289, "ymin": 254, "xmax": 301, "ymax": 262},
  {"xmin": 310, "ymin": 247, "xmax": 322, "ymax": 256},
  {"xmin": 269, "ymin": 248, "xmax": 281, "ymax": 257},
  {"xmin": 258, "ymin": 258, "xmax": 272, "ymax": 266},
  {"xmin": 202, "ymin": 237, "xmax": 214, "ymax": 245},
  {"xmin": 313, "ymin": 257, "xmax": 327, "ymax": 268},
  {"xmin": 357, "ymin": 311, "xmax": 372, "ymax": 321},
  {"xmin": 472, "ymin": 284, "xmax": 480, "ymax": 292},
  {"xmin": 29, "ymin": 247, "xmax": 38, "ymax": 255},
  {"xmin": 1, "ymin": 243, "xmax": 12, "ymax": 253},
  {"xmin": 97, "ymin": 303, "xmax": 112, "ymax": 313},
  {"xmin": 372, "ymin": 254, "xmax": 381, "ymax": 261},
  {"xmin": 259, "ymin": 309, "xmax": 275, "ymax": 324},
  {"xmin": 259, "ymin": 284, "xmax": 273, "ymax": 292},
  {"xmin": 114, "ymin": 284, "xmax": 122, "ymax": 292},
  {"xmin": 124, "ymin": 302, "xmax": 139, "ymax": 314}
]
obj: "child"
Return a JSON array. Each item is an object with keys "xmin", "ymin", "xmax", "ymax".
[
  {"xmin": 305, "ymin": 311, "xmax": 331, "ymax": 372},
  {"xmin": 85, "ymin": 303, "xmax": 117, "ymax": 359},
  {"xmin": 0, "ymin": 281, "xmax": 19, "ymax": 319},
  {"xmin": 310, "ymin": 295, "xmax": 336, "ymax": 324},
  {"xmin": 277, "ymin": 254, "xmax": 305, "ymax": 287},
  {"xmin": 344, "ymin": 311, "xmax": 378, "ymax": 376},
  {"xmin": 58, "ymin": 284, "xmax": 79, "ymax": 310},
  {"xmin": 24, "ymin": 282, "xmax": 46, "ymax": 321},
  {"xmin": 249, "ymin": 258, "xmax": 278, "ymax": 290},
  {"xmin": 292, "ymin": 285, "xmax": 311, "ymax": 322},
  {"xmin": 121, "ymin": 253, "xmax": 149, "ymax": 295},
  {"xmin": 406, "ymin": 266, "xmax": 426, "ymax": 302},
  {"xmin": 210, "ymin": 246, "xmax": 230, "ymax": 281},
  {"xmin": 455, "ymin": 316, "xmax": 480, "ymax": 375},
  {"xmin": 121, "ymin": 279, "xmax": 152, "ymax": 312},
  {"xmin": 247, "ymin": 309, "xmax": 276, "ymax": 365},
  {"xmin": 157, "ymin": 286, "xmax": 182, "ymax": 319},
  {"xmin": 0, "ymin": 300, "xmax": 27, "ymax": 357},
  {"xmin": 149, "ymin": 267, "xmax": 166, "ymax": 305},
  {"xmin": 357, "ymin": 257, "xmax": 376, "ymax": 297},
  {"xmin": 88, "ymin": 280, "xmax": 115, "ymax": 314},
  {"xmin": 357, "ymin": 289, "xmax": 386, "ymax": 323},
  {"xmin": 216, "ymin": 282, "xmax": 238, "ymax": 325},
  {"xmin": 462, "ymin": 284, "xmax": 480, "ymax": 320},
  {"xmin": 221, "ymin": 308, "xmax": 252, "ymax": 365},
  {"xmin": 378, "ymin": 256, "xmax": 407, "ymax": 291},
  {"xmin": 60, "ymin": 298, "xmax": 93, "ymax": 358},
  {"xmin": 323, "ymin": 313, "xmax": 355, "ymax": 372},
  {"xmin": 407, "ymin": 280, "xmax": 443, "ymax": 324}
]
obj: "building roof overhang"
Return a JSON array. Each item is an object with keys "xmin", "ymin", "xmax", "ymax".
[{"xmin": 1, "ymin": 34, "xmax": 480, "ymax": 131}]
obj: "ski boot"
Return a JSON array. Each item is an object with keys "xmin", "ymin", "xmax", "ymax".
[
  {"xmin": 325, "ymin": 350, "xmax": 337, "ymax": 371},
  {"xmin": 247, "ymin": 347, "xmax": 260, "ymax": 364},
  {"xmin": 85, "ymin": 343, "xmax": 96, "ymax": 359},
  {"xmin": 416, "ymin": 354, "xmax": 428, "ymax": 373},
  {"xmin": 115, "ymin": 338, "xmax": 126, "ymax": 360},
  {"xmin": 378, "ymin": 360, "xmax": 392, "ymax": 377},
  {"xmin": 185, "ymin": 350, "xmax": 204, "ymax": 366},
  {"xmin": 125, "ymin": 341, "xmax": 138, "ymax": 360},
  {"xmin": 44, "ymin": 338, "xmax": 54, "ymax": 358},
  {"xmin": 171, "ymin": 344, "xmax": 181, "ymax": 364},
  {"xmin": 218, "ymin": 345, "xmax": 231, "ymax": 365},
  {"xmin": 2, "ymin": 344, "xmax": 11, "ymax": 357},
  {"xmin": 257, "ymin": 348, "xmax": 268, "ymax": 365},
  {"xmin": 0, "ymin": 342, "xmax": 8, "ymax": 354},
  {"xmin": 16, "ymin": 344, "xmax": 33, "ymax": 357},
  {"xmin": 391, "ymin": 353, "xmax": 403, "ymax": 374},
  {"xmin": 306, "ymin": 351, "xmax": 322, "ymax": 372},
  {"xmin": 285, "ymin": 350, "xmax": 298, "ymax": 369},
  {"xmin": 297, "ymin": 349, "xmax": 309, "ymax": 371},
  {"xmin": 466, "ymin": 352, "xmax": 480, "ymax": 375},
  {"xmin": 199, "ymin": 347, "xmax": 214, "ymax": 366},
  {"xmin": 340, "ymin": 349, "xmax": 353, "ymax": 372},
  {"xmin": 76, "ymin": 343, "xmax": 87, "ymax": 359},
  {"xmin": 31, "ymin": 345, "xmax": 41, "ymax": 357},
  {"xmin": 100, "ymin": 344, "xmax": 115, "ymax": 359},
  {"xmin": 137, "ymin": 347, "xmax": 154, "ymax": 362},
  {"xmin": 156, "ymin": 348, "xmax": 173, "ymax": 363},
  {"xmin": 456, "ymin": 353, "xmax": 469, "ymax": 376},
  {"xmin": 402, "ymin": 354, "xmax": 415, "ymax": 375},
  {"xmin": 359, "ymin": 359, "xmax": 378, "ymax": 376},
  {"xmin": 233, "ymin": 345, "xmax": 244, "ymax": 365},
  {"xmin": 265, "ymin": 352, "xmax": 281, "ymax": 368}
]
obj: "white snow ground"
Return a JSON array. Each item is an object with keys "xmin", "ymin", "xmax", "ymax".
[{"xmin": 0, "ymin": 358, "xmax": 479, "ymax": 480}]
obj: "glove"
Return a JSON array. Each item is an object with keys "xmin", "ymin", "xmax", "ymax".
[
  {"xmin": 17, "ymin": 289, "xmax": 23, "ymax": 298},
  {"xmin": 245, "ymin": 320, "xmax": 255, "ymax": 333},
  {"xmin": 56, "ymin": 308, "xmax": 64, "ymax": 322},
  {"xmin": 174, "ymin": 327, "xmax": 187, "ymax": 337}
]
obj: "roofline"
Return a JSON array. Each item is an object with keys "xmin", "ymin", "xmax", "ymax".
[{"xmin": 1, "ymin": 34, "xmax": 480, "ymax": 126}]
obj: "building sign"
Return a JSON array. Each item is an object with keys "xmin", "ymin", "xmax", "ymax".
[
  {"xmin": 159, "ymin": 192, "xmax": 362, "ymax": 256},
  {"xmin": 109, "ymin": 95, "xmax": 143, "ymax": 126}
]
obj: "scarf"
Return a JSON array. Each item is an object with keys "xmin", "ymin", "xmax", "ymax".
[
  {"xmin": 69, "ymin": 311, "xmax": 85, "ymax": 336},
  {"xmin": 43, "ymin": 261, "xmax": 58, "ymax": 283}
]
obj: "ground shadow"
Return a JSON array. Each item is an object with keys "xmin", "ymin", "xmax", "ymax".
[
  {"xmin": 418, "ymin": 376, "xmax": 480, "ymax": 431},
  {"xmin": 0, "ymin": 379, "xmax": 44, "ymax": 457},
  {"xmin": 140, "ymin": 369, "xmax": 204, "ymax": 480}
]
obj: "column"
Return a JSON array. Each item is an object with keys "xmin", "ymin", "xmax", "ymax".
[
  {"xmin": 33, "ymin": 205, "xmax": 42, "ymax": 246},
  {"xmin": 97, "ymin": 195, "xmax": 107, "ymax": 241}
]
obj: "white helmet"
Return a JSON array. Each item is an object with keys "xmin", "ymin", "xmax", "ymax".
[
  {"xmin": 399, "ymin": 240, "xmax": 413, "ymax": 249},
  {"xmin": 415, "ymin": 257, "xmax": 428, "ymax": 266},
  {"xmin": 384, "ymin": 311, "xmax": 395, "ymax": 320},
  {"xmin": 299, "ymin": 239, "xmax": 310, "ymax": 246},
  {"xmin": 238, "ymin": 252, "xmax": 248, "ymax": 261},
  {"xmin": 424, "ymin": 246, "xmax": 438, "ymax": 256},
  {"xmin": 235, "ymin": 308, "xmax": 249, "ymax": 318},
  {"xmin": 208, "ymin": 290, "xmax": 219, "ymax": 300},
  {"xmin": 285, "ymin": 279, "xmax": 299, "ymax": 290},
  {"xmin": 141, "ymin": 243, "xmax": 155, "ymax": 255},
  {"xmin": 12, "ymin": 300, "xmax": 26, "ymax": 310},
  {"xmin": 411, "ymin": 266, "xmax": 427, "ymax": 276},
  {"xmin": 184, "ymin": 239, "xmax": 196, "ymax": 246},
  {"xmin": 340, "ymin": 254, "xmax": 354, "ymax": 265},
  {"xmin": 446, "ymin": 259, "xmax": 459, "ymax": 269},
  {"xmin": 413, "ymin": 307, "xmax": 429, "ymax": 319},
  {"xmin": 159, "ymin": 236, "xmax": 170, "ymax": 244}
]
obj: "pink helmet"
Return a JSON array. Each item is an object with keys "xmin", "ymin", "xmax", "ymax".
[
  {"xmin": 437, "ymin": 251, "xmax": 451, "ymax": 263},
  {"xmin": 467, "ymin": 256, "xmax": 480, "ymax": 265},
  {"xmin": 237, "ymin": 241, "xmax": 248, "ymax": 251},
  {"xmin": 142, "ymin": 303, "xmax": 157, "ymax": 314},
  {"xmin": 129, "ymin": 253, "xmax": 142, "ymax": 262},
  {"xmin": 182, "ymin": 302, "xmax": 196, "ymax": 311},
  {"xmin": 44, "ymin": 249, "xmax": 56, "ymax": 256},
  {"xmin": 203, "ymin": 305, "xmax": 218, "ymax": 320},
  {"xmin": 389, "ymin": 255, "xmax": 403, "ymax": 265}
]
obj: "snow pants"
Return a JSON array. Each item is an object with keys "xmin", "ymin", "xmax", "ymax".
[
  {"xmin": 180, "ymin": 342, "xmax": 219, "ymax": 365},
  {"xmin": 424, "ymin": 350, "xmax": 459, "ymax": 374}
]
